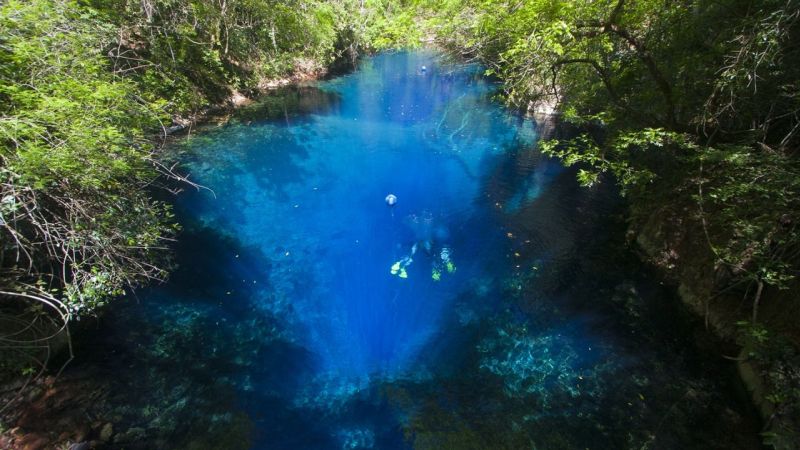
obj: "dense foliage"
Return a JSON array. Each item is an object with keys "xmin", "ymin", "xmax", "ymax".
[
  {"xmin": 0, "ymin": 0, "xmax": 177, "ymax": 380},
  {"xmin": 87, "ymin": 0, "xmax": 372, "ymax": 112}
]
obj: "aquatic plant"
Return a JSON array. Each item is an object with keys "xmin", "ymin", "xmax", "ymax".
[{"xmin": 477, "ymin": 320, "xmax": 605, "ymax": 407}]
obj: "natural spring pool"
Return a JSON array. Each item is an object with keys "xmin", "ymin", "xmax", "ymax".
[{"xmin": 67, "ymin": 51, "xmax": 761, "ymax": 449}]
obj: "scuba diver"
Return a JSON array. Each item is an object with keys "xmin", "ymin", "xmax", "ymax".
[
  {"xmin": 390, "ymin": 243, "xmax": 417, "ymax": 279},
  {"xmin": 390, "ymin": 241, "xmax": 456, "ymax": 281},
  {"xmin": 430, "ymin": 246, "xmax": 456, "ymax": 281},
  {"xmin": 389, "ymin": 210, "xmax": 457, "ymax": 281}
]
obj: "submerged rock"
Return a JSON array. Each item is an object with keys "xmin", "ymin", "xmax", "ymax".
[{"xmin": 114, "ymin": 427, "xmax": 146, "ymax": 445}]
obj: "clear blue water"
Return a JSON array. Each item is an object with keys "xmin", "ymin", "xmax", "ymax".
[
  {"xmin": 179, "ymin": 51, "xmax": 543, "ymax": 382},
  {"xmin": 67, "ymin": 51, "xmax": 760, "ymax": 449},
  {"xmin": 171, "ymin": 52, "xmax": 551, "ymax": 445}
]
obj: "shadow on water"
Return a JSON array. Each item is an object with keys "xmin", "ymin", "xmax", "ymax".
[
  {"xmin": 390, "ymin": 146, "xmax": 762, "ymax": 449},
  {"xmin": 68, "ymin": 220, "xmax": 340, "ymax": 449},
  {"xmin": 236, "ymin": 86, "xmax": 344, "ymax": 125},
  {"xmin": 174, "ymin": 85, "xmax": 341, "ymax": 204}
]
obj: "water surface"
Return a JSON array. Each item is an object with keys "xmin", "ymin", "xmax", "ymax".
[{"xmin": 75, "ymin": 51, "xmax": 759, "ymax": 449}]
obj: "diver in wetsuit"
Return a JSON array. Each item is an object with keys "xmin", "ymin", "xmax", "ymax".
[
  {"xmin": 389, "ymin": 238, "xmax": 457, "ymax": 282},
  {"xmin": 431, "ymin": 246, "xmax": 456, "ymax": 281},
  {"xmin": 387, "ymin": 206, "xmax": 457, "ymax": 280},
  {"xmin": 390, "ymin": 243, "xmax": 417, "ymax": 279},
  {"xmin": 390, "ymin": 241, "xmax": 456, "ymax": 281}
]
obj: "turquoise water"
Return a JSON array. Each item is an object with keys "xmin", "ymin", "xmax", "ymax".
[{"xmin": 71, "ymin": 51, "xmax": 760, "ymax": 449}]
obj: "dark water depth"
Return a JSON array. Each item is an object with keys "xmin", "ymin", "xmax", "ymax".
[{"xmin": 67, "ymin": 51, "xmax": 761, "ymax": 449}]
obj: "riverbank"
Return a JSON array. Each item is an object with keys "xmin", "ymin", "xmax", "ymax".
[
  {"xmin": 633, "ymin": 196, "xmax": 800, "ymax": 448},
  {"xmin": 162, "ymin": 56, "xmax": 345, "ymax": 137},
  {"xmin": 530, "ymin": 101, "xmax": 799, "ymax": 447}
]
